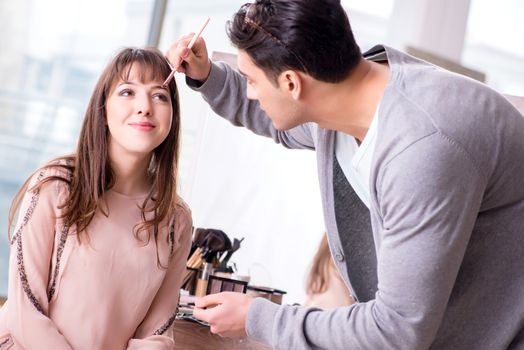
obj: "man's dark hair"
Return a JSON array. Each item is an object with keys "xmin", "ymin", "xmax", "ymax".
[{"xmin": 227, "ymin": 0, "xmax": 362, "ymax": 84}]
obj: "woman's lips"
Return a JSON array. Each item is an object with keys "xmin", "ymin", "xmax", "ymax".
[{"xmin": 129, "ymin": 122, "xmax": 155, "ymax": 131}]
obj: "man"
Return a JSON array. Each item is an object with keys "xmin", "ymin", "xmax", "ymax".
[{"xmin": 167, "ymin": 0, "xmax": 524, "ymax": 349}]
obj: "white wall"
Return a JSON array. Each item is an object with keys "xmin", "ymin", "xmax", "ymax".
[{"xmin": 187, "ymin": 109, "xmax": 325, "ymax": 303}]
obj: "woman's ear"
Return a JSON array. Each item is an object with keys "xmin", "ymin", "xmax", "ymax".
[{"xmin": 279, "ymin": 70, "xmax": 302, "ymax": 100}]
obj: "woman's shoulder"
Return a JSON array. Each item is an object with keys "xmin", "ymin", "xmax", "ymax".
[
  {"xmin": 172, "ymin": 196, "xmax": 192, "ymax": 235},
  {"xmin": 27, "ymin": 158, "xmax": 73, "ymax": 195},
  {"xmin": 174, "ymin": 196, "xmax": 191, "ymax": 219}
]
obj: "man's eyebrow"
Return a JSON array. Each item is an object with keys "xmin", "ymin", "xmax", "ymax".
[{"xmin": 238, "ymin": 70, "xmax": 249, "ymax": 79}]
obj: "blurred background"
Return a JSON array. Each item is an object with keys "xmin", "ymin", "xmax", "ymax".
[{"xmin": 1, "ymin": 0, "xmax": 523, "ymax": 304}]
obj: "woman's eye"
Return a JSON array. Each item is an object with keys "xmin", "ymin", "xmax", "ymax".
[
  {"xmin": 153, "ymin": 93, "xmax": 169, "ymax": 102},
  {"xmin": 119, "ymin": 89, "xmax": 133, "ymax": 97}
]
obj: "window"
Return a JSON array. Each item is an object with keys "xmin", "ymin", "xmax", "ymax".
[
  {"xmin": 462, "ymin": 0, "xmax": 524, "ymax": 95},
  {"xmin": 0, "ymin": 0, "xmax": 155, "ymax": 296},
  {"xmin": 341, "ymin": 0, "xmax": 395, "ymax": 52}
]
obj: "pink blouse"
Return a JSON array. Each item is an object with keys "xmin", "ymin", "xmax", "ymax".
[{"xmin": 0, "ymin": 166, "xmax": 192, "ymax": 349}]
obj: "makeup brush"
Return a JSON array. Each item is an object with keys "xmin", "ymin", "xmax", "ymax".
[{"xmin": 162, "ymin": 17, "xmax": 210, "ymax": 87}]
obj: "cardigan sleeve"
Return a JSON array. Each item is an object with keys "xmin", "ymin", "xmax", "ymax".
[
  {"xmin": 187, "ymin": 61, "xmax": 318, "ymax": 151},
  {"xmin": 126, "ymin": 202, "xmax": 193, "ymax": 349},
  {"xmin": 5, "ymin": 169, "xmax": 73, "ymax": 349}
]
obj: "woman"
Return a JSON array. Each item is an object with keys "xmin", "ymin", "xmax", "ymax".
[{"xmin": 0, "ymin": 47, "xmax": 192, "ymax": 349}]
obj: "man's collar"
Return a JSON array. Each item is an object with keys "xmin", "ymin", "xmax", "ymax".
[{"xmin": 363, "ymin": 45, "xmax": 387, "ymax": 62}]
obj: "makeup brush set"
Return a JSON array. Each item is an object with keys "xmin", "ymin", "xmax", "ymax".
[{"xmin": 181, "ymin": 227, "xmax": 245, "ymax": 295}]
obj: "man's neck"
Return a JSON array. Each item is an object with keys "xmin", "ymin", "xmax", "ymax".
[{"xmin": 305, "ymin": 59, "xmax": 389, "ymax": 141}]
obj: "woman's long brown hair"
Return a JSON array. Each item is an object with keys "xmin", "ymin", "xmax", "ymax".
[
  {"xmin": 8, "ymin": 47, "xmax": 181, "ymax": 257},
  {"xmin": 306, "ymin": 233, "xmax": 332, "ymax": 295}
]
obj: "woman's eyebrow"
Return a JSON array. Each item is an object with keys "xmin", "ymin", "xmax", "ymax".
[{"xmin": 117, "ymin": 81, "xmax": 168, "ymax": 90}]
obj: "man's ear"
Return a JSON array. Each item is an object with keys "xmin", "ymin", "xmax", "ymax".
[{"xmin": 279, "ymin": 70, "xmax": 302, "ymax": 100}]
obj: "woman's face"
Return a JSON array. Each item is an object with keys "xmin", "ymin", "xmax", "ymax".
[{"xmin": 105, "ymin": 63, "xmax": 173, "ymax": 160}]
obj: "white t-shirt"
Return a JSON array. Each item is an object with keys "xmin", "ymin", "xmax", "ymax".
[{"xmin": 334, "ymin": 106, "xmax": 379, "ymax": 209}]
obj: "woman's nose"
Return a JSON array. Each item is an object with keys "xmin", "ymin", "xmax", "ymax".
[{"xmin": 136, "ymin": 95, "xmax": 152, "ymax": 116}]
